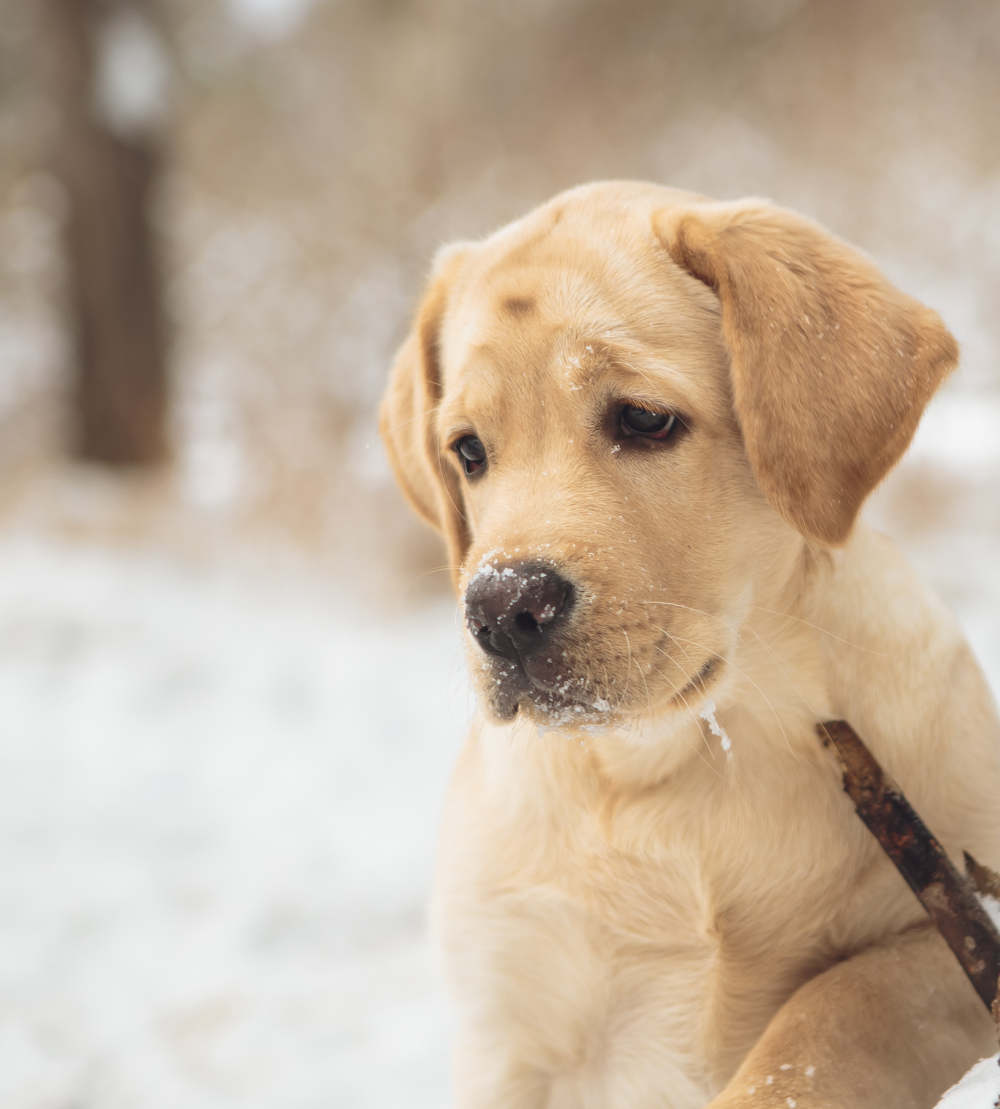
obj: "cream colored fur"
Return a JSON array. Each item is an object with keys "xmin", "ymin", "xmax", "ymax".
[{"xmin": 380, "ymin": 182, "xmax": 1000, "ymax": 1108}]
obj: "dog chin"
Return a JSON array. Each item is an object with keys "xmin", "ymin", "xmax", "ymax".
[
  {"xmin": 480, "ymin": 671, "xmax": 617, "ymax": 727},
  {"xmin": 478, "ymin": 650, "xmax": 728, "ymax": 732},
  {"xmin": 495, "ymin": 680, "xmax": 726, "ymax": 734}
]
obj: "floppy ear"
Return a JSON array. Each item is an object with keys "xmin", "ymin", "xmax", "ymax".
[
  {"xmin": 653, "ymin": 201, "xmax": 958, "ymax": 544},
  {"xmin": 379, "ymin": 243, "xmax": 471, "ymax": 583}
]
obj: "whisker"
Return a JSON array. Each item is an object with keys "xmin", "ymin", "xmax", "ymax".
[
  {"xmin": 639, "ymin": 599, "xmax": 721, "ymax": 621},
  {"xmin": 650, "ymin": 641, "xmax": 722, "ymax": 775},
  {"xmin": 651, "ymin": 624, "xmax": 795, "ymax": 759},
  {"xmin": 417, "ymin": 564, "xmax": 457, "ymax": 579},
  {"xmin": 739, "ymin": 622, "xmax": 827, "ymax": 725},
  {"xmin": 642, "ymin": 596, "xmax": 881, "ymax": 660},
  {"xmin": 642, "ymin": 600, "xmax": 831, "ymax": 753},
  {"xmin": 748, "ymin": 604, "xmax": 884, "ymax": 655},
  {"xmin": 621, "ymin": 628, "xmax": 633, "ymax": 705},
  {"xmin": 624, "ymin": 628, "xmax": 654, "ymax": 719}
]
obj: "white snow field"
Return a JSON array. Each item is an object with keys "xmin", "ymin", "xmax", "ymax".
[
  {"xmin": 0, "ymin": 535, "xmax": 466, "ymax": 1108},
  {"xmin": 936, "ymin": 1056, "xmax": 1000, "ymax": 1109}
]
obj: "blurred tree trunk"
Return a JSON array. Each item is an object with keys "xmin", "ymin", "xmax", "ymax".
[{"xmin": 47, "ymin": 0, "xmax": 170, "ymax": 465}]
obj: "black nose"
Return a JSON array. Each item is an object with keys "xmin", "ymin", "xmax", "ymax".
[{"xmin": 464, "ymin": 561, "xmax": 574, "ymax": 661}]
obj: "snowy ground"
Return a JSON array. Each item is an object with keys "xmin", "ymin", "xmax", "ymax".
[
  {"xmin": 937, "ymin": 1056, "xmax": 1000, "ymax": 1109},
  {"xmin": 0, "ymin": 534, "xmax": 468, "ymax": 1108}
]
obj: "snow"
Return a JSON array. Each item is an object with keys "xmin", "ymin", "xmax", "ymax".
[
  {"xmin": 939, "ymin": 897, "xmax": 1000, "ymax": 1106},
  {"xmin": 980, "ymin": 894, "xmax": 1000, "ymax": 933},
  {"xmin": 0, "ymin": 535, "xmax": 465, "ymax": 1108},
  {"xmin": 935, "ymin": 1056, "xmax": 1000, "ymax": 1108},
  {"xmin": 700, "ymin": 698, "xmax": 733, "ymax": 756}
]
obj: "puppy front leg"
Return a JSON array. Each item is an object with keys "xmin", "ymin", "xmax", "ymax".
[{"xmin": 707, "ymin": 927, "xmax": 995, "ymax": 1109}]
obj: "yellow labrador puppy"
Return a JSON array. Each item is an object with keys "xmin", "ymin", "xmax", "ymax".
[{"xmin": 380, "ymin": 182, "xmax": 1000, "ymax": 1108}]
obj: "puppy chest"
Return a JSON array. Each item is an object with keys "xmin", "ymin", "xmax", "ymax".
[
  {"xmin": 441, "ymin": 818, "xmax": 833, "ymax": 1103},
  {"xmin": 443, "ymin": 851, "xmax": 726, "ymax": 1088}
]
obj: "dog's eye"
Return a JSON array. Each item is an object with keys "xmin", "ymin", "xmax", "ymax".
[
  {"xmin": 454, "ymin": 434, "xmax": 487, "ymax": 477},
  {"xmin": 618, "ymin": 405, "xmax": 678, "ymax": 441}
]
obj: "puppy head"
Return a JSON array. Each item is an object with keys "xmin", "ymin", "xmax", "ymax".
[{"xmin": 380, "ymin": 182, "xmax": 957, "ymax": 728}]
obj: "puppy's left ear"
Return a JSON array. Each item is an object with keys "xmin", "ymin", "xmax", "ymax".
[
  {"xmin": 379, "ymin": 243, "xmax": 471, "ymax": 585},
  {"xmin": 653, "ymin": 201, "xmax": 958, "ymax": 544}
]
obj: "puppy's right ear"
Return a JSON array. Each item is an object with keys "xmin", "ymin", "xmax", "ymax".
[{"xmin": 379, "ymin": 243, "xmax": 471, "ymax": 583}]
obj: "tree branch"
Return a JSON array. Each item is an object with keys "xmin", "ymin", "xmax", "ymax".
[{"xmin": 817, "ymin": 719, "xmax": 1000, "ymax": 1025}]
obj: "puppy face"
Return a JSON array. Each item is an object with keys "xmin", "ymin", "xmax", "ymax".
[
  {"xmin": 381, "ymin": 182, "xmax": 957, "ymax": 728},
  {"xmin": 436, "ymin": 203, "xmax": 781, "ymax": 724}
]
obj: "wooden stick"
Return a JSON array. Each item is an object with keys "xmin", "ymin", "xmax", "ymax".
[{"xmin": 817, "ymin": 720, "xmax": 1000, "ymax": 1016}]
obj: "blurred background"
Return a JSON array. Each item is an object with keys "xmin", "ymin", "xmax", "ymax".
[{"xmin": 0, "ymin": 0, "xmax": 998, "ymax": 1105}]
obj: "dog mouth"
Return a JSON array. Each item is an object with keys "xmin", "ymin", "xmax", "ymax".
[
  {"xmin": 483, "ymin": 649, "xmax": 725, "ymax": 726},
  {"xmin": 485, "ymin": 654, "xmax": 613, "ymax": 724}
]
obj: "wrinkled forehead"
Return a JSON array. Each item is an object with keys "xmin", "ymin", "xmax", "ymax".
[{"xmin": 437, "ymin": 210, "xmax": 728, "ymax": 420}]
